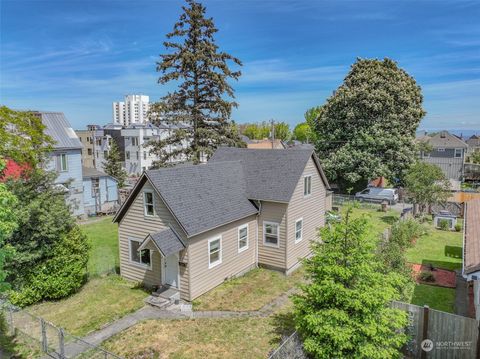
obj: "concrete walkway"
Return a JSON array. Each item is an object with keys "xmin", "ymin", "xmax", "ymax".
[
  {"xmin": 60, "ymin": 286, "xmax": 298, "ymax": 357},
  {"xmin": 455, "ymin": 269, "xmax": 469, "ymax": 317}
]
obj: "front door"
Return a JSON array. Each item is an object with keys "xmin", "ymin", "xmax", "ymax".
[{"xmin": 164, "ymin": 253, "xmax": 179, "ymax": 288}]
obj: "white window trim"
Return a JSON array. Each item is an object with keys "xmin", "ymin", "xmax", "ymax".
[
  {"xmin": 295, "ymin": 218, "xmax": 303, "ymax": 244},
  {"xmin": 263, "ymin": 221, "xmax": 280, "ymax": 248},
  {"xmin": 128, "ymin": 238, "xmax": 152, "ymax": 270},
  {"xmin": 208, "ymin": 236, "xmax": 222, "ymax": 269},
  {"xmin": 238, "ymin": 224, "xmax": 249, "ymax": 253},
  {"xmin": 59, "ymin": 153, "xmax": 68, "ymax": 172},
  {"xmin": 143, "ymin": 190, "xmax": 155, "ymax": 217},
  {"xmin": 454, "ymin": 148, "xmax": 463, "ymax": 158},
  {"xmin": 303, "ymin": 175, "xmax": 312, "ymax": 197}
]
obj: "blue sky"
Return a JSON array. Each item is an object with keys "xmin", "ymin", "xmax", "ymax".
[{"xmin": 1, "ymin": 0, "xmax": 479, "ymax": 131}]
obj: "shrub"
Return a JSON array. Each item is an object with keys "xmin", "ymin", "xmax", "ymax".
[
  {"xmin": 9, "ymin": 226, "xmax": 89, "ymax": 307},
  {"xmin": 390, "ymin": 219, "xmax": 426, "ymax": 249},
  {"xmin": 455, "ymin": 223, "xmax": 462, "ymax": 232},
  {"xmin": 419, "ymin": 271, "xmax": 435, "ymax": 283},
  {"xmin": 438, "ymin": 219, "xmax": 450, "ymax": 231}
]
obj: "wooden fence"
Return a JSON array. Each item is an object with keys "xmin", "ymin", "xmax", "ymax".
[{"xmin": 392, "ymin": 301, "xmax": 479, "ymax": 358}]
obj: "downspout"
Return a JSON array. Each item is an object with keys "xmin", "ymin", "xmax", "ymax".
[
  {"xmin": 462, "ymin": 202, "xmax": 468, "ymax": 279},
  {"xmin": 256, "ymin": 200, "xmax": 262, "ymax": 268}
]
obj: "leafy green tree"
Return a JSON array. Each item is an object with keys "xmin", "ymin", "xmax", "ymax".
[
  {"xmin": 309, "ymin": 58, "xmax": 425, "ymax": 191},
  {"xmin": 470, "ymin": 151, "xmax": 480, "ymax": 164},
  {"xmin": 0, "ymin": 106, "xmax": 53, "ymax": 166},
  {"xmin": 404, "ymin": 162, "xmax": 451, "ymax": 214},
  {"xmin": 103, "ymin": 141, "xmax": 127, "ymax": 188},
  {"xmin": 292, "ymin": 122, "xmax": 312, "ymax": 143},
  {"xmin": 150, "ymin": 0, "xmax": 244, "ymax": 165},
  {"xmin": 4, "ymin": 169, "xmax": 89, "ymax": 306},
  {"xmin": 0, "ymin": 160, "xmax": 17, "ymax": 293},
  {"xmin": 274, "ymin": 121, "xmax": 290, "ymax": 141},
  {"xmin": 293, "ymin": 207, "xmax": 407, "ymax": 358}
]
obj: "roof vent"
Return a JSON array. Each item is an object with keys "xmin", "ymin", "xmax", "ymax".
[{"xmin": 440, "ymin": 131, "xmax": 447, "ymax": 138}]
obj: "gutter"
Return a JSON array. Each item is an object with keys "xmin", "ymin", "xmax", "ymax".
[{"xmin": 462, "ymin": 202, "xmax": 468, "ymax": 279}]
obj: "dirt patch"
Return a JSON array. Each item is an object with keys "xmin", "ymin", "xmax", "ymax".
[{"xmin": 411, "ymin": 263, "xmax": 456, "ymax": 288}]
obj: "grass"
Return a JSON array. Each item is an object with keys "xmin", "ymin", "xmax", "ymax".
[
  {"xmin": 103, "ymin": 302, "xmax": 295, "ymax": 359},
  {"xmin": 410, "ymin": 284, "xmax": 456, "ymax": 313},
  {"xmin": 192, "ymin": 268, "xmax": 305, "ymax": 311},
  {"xmin": 80, "ymin": 216, "xmax": 119, "ymax": 276},
  {"xmin": 27, "ymin": 275, "xmax": 147, "ymax": 337},
  {"xmin": 347, "ymin": 207, "xmax": 399, "ymax": 235},
  {"xmin": 406, "ymin": 227, "xmax": 463, "ymax": 271}
]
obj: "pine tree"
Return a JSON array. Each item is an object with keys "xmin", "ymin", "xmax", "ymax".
[
  {"xmin": 150, "ymin": 0, "xmax": 244, "ymax": 166},
  {"xmin": 103, "ymin": 141, "xmax": 127, "ymax": 188}
]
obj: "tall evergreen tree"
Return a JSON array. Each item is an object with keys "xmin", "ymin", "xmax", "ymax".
[
  {"xmin": 103, "ymin": 141, "xmax": 127, "ymax": 188},
  {"xmin": 150, "ymin": 0, "xmax": 244, "ymax": 166}
]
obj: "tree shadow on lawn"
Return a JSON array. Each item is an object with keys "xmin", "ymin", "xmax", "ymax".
[
  {"xmin": 444, "ymin": 245, "xmax": 462, "ymax": 259},
  {"xmin": 380, "ymin": 215, "xmax": 398, "ymax": 225},
  {"xmin": 421, "ymin": 259, "xmax": 461, "ymax": 271},
  {"xmin": 269, "ymin": 311, "xmax": 296, "ymax": 345}
]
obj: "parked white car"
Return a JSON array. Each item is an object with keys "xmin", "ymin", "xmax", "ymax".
[{"xmin": 355, "ymin": 187, "xmax": 399, "ymax": 204}]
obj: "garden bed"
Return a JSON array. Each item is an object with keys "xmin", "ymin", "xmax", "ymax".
[{"xmin": 411, "ymin": 263, "xmax": 456, "ymax": 288}]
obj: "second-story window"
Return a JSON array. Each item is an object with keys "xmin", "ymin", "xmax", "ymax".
[
  {"xmin": 143, "ymin": 191, "xmax": 155, "ymax": 217},
  {"xmin": 126, "ymin": 151, "xmax": 130, "ymax": 160},
  {"xmin": 59, "ymin": 154, "xmax": 68, "ymax": 172},
  {"xmin": 304, "ymin": 175, "xmax": 312, "ymax": 196},
  {"xmin": 455, "ymin": 148, "xmax": 463, "ymax": 158}
]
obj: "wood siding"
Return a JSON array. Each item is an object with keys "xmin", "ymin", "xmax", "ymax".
[
  {"xmin": 286, "ymin": 157, "xmax": 327, "ymax": 270},
  {"xmin": 118, "ymin": 182, "xmax": 190, "ymax": 298},
  {"xmin": 188, "ymin": 216, "xmax": 257, "ymax": 300},
  {"xmin": 257, "ymin": 201, "xmax": 288, "ymax": 270}
]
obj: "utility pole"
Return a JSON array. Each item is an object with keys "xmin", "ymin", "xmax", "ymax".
[{"xmin": 270, "ymin": 119, "xmax": 275, "ymax": 149}]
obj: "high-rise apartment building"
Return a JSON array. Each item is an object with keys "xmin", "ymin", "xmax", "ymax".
[{"xmin": 112, "ymin": 94, "xmax": 150, "ymax": 126}]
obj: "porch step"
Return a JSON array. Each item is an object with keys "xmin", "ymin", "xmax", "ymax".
[
  {"xmin": 144, "ymin": 295, "xmax": 171, "ymax": 309},
  {"xmin": 152, "ymin": 286, "xmax": 181, "ymax": 301}
]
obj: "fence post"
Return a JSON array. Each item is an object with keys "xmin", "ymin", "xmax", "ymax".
[
  {"xmin": 59, "ymin": 328, "xmax": 65, "ymax": 359},
  {"xmin": 41, "ymin": 318, "xmax": 48, "ymax": 353},
  {"xmin": 421, "ymin": 305, "xmax": 429, "ymax": 359}
]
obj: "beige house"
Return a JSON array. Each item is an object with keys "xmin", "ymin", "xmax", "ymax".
[{"xmin": 113, "ymin": 147, "xmax": 332, "ymax": 301}]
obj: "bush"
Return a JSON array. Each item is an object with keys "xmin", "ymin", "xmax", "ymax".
[
  {"xmin": 455, "ymin": 223, "xmax": 462, "ymax": 232},
  {"xmin": 419, "ymin": 271, "xmax": 435, "ymax": 283},
  {"xmin": 438, "ymin": 219, "xmax": 450, "ymax": 231},
  {"xmin": 9, "ymin": 226, "xmax": 89, "ymax": 307},
  {"xmin": 390, "ymin": 219, "xmax": 426, "ymax": 249}
]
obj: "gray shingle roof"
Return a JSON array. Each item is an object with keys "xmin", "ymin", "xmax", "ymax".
[
  {"xmin": 144, "ymin": 227, "xmax": 186, "ymax": 257},
  {"xmin": 82, "ymin": 166, "xmax": 110, "ymax": 179},
  {"xmin": 427, "ymin": 131, "xmax": 468, "ymax": 148},
  {"xmin": 145, "ymin": 161, "xmax": 258, "ymax": 237},
  {"xmin": 37, "ymin": 112, "xmax": 83, "ymax": 150},
  {"xmin": 209, "ymin": 147, "xmax": 324, "ymax": 202}
]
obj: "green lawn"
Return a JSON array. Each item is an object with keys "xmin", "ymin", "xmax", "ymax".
[
  {"xmin": 410, "ymin": 284, "xmax": 456, "ymax": 313},
  {"xmin": 28, "ymin": 275, "xmax": 147, "ymax": 337},
  {"xmin": 192, "ymin": 268, "xmax": 305, "ymax": 311},
  {"xmin": 344, "ymin": 206, "xmax": 399, "ymax": 236},
  {"xmin": 80, "ymin": 216, "xmax": 119, "ymax": 275},
  {"xmin": 406, "ymin": 227, "xmax": 463, "ymax": 271}
]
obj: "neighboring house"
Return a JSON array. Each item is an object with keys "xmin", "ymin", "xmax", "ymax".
[
  {"xmin": 419, "ymin": 131, "xmax": 468, "ymax": 181},
  {"xmin": 246, "ymin": 138, "xmax": 286, "ymax": 149},
  {"xmin": 76, "ymin": 125, "xmax": 114, "ymax": 170},
  {"xmin": 113, "ymin": 148, "xmax": 332, "ymax": 301},
  {"xmin": 466, "ymin": 135, "xmax": 480, "ymax": 161},
  {"xmin": 462, "ymin": 199, "xmax": 480, "ymax": 320},
  {"xmin": 36, "ymin": 112, "xmax": 85, "ymax": 217},
  {"xmin": 82, "ymin": 167, "xmax": 119, "ymax": 216}
]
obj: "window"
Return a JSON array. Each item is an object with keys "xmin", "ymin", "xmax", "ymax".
[
  {"xmin": 91, "ymin": 178, "xmax": 99, "ymax": 197},
  {"xmin": 454, "ymin": 148, "xmax": 463, "ymax": 158},
  {"xmin": 96, "ymin": 151, "xmax": 99, "ymax": 158},
  {"xmin": 238, "ymin": 224, "xmax": 248, "ymax": 252},
  {"xmin": 132, "ymin": 137, "xmax": 139, "ymax": 146},
  {"xmin": 59, "ymin": 154, "xmax": 68, "ymax": 172},
  {"xmin": 126, "ymin": 151, "xmax": 130, "ymax": 160},
  {"xmin": 437, "ymin": 148, "xmax": 445, "ymax": 152},
  {"xmin": 143, "ymin": 191, "xmax": 154, "ymax": 216},
  {"xmin": 264, "ymin": 222, "xmax": 279, "ymax": 247},
  {"xmin": 304, "ymin": 175, "xmax": 312, "ymax": 196},
  {"xmin": 136, "ymin": 151, "xmax": 139, "ymax": 160},
  {"xmin": 129, "ymin": 239, "xmax": 151, "ymax": 268},
  {"xmin": 143, "ymin": 151, "xmax": 147, "ymax": 160},
  {"xmin": 208, "ymin": 237, "xmax": 222, "ymax": 268},
  {"xmin": 87, "ymin": 148, "xmax": 92, "ymax": 156},
  {"xmin": 295, "ymin": 218, "xmax": 303, "ymax": 243}
]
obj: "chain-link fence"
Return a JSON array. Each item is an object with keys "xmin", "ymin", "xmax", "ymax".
[
  {"xmin": 268, "ymin": 332, "xmax": 306, "ymax": 359},
  {"xmin": 0, "ymin": 300, "xmax": 122, "ymax": 359}
]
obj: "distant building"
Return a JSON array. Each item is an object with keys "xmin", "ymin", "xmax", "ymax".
[
  {"xmin": 112, "ymin": 94, "xmax": 150, "ymax": 126},
  {"xmin": 466, "ymin": 135, "xmax": 480, "ymax": 160},
  {"xmin": 36, "ymin": 112, "xmax": 85, "ymax": 217},
  {"xmin": 76, "ymin": 125, "xmax": 114, "ymax": 171},
  {"xmin": 419, "ymin": 131, "xmax": 468, "ymax": 181},
  {"xmin": 246, "ymin": 138, "xmax": 286, "ymax": 149}
]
